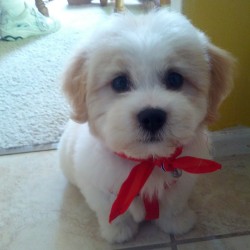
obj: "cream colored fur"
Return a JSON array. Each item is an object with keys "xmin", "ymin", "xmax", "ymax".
[{"xmin": 58, "ymin": 10, "xmax": 234, "ymax": 243}]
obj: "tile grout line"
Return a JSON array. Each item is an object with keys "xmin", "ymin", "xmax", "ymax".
[
  {"xmin": 119, "ymin": 231, "xmax": 250, "ymax": 249},
  {"xmin": 174, "ymin": 230, "xmax": 250, "ymax": 246},
  {"xmin": 114, "ymin": 242, "xmax": 171, "ymax": 250},
  {"xmin": 170, "ymin": 234, "xmax": 178, "ymax": 250},
  {"xmin": 116, "ymin": 234, "xmax": 179, "ymax": 250}
]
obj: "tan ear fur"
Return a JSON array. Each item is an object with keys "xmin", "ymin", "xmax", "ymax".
[
  {"xmin": 205, "ymin": 44, "xmax": 235, "ymax": 124},
  {"xmin": 63, "ymin": 52, "xmax": 88, "ymax": 123}
]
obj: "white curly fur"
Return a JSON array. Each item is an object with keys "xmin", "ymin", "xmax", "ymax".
[{"xmin": 58, "ymin": 10, "xmax": 234, "ymax": 243}]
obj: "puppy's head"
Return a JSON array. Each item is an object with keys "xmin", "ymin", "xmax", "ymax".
[{"xmin": 63, "ymin": 11, "xmax": 234, "ymax": 158}]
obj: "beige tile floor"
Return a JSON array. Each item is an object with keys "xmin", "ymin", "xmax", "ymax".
[{"xmin": 0, "ymin": 150, "xmax": 250, "ymax": 250}]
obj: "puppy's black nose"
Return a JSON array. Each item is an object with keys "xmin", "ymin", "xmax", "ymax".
[{"xmin": 137, "ymin": 108, "xmax": 167, "ymax": 133}]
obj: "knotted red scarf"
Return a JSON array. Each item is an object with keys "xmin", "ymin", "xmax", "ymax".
[{"xmin": 109, "ymin": 147, "xmax": 221, "ymax": 223}]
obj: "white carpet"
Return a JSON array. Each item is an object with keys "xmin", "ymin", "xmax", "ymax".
[{"xmin": 0, "ymin": 0, "xmax": 117, "ymax": 152}]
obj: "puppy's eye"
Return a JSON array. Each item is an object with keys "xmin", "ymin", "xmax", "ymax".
[
  {"xmin": 111, "ymin": 75, "xmax": 130, "ymax": 93},
  {"xmin": 164, "ymin": 71, "xmax": 184, "ymax": 90}
]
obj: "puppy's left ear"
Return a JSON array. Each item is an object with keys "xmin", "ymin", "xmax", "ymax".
[{"xmin": 205, "ymin": 44, "xmax": 235, "ymax": 124}]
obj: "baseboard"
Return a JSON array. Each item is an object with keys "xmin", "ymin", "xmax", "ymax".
[
  {"xmin": 211, "ymin": 126, "xmax": 250, "ymax": 159},
  {"xmin": 0, "ymin": 143, "xmax": 58, "ymax": 156},
  {"xmin": 1, "ymin": 127, "xmax": 249, "ymax": 158}
]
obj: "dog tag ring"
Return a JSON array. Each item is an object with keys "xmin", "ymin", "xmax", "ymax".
[{"xmin": 172, "ymin": 168, "xmax": 182, "ymax": 178}]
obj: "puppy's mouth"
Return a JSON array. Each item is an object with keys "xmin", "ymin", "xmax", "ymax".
[{"xmin": 138, "ymin": 131, "xmax": 164, "ymax": 144}]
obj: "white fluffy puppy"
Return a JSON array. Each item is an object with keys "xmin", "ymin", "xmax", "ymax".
[{"xmin": 58, "ymin": 10, "xmax": 234, "ymax": 243}]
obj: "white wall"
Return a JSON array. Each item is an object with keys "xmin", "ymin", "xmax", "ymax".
[{"xmin": 171, "ymin": 0, "xmax": 182, "ymax": 12}]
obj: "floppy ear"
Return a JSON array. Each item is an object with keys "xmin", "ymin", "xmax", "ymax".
[
  {"xmin": 63, "ymin": 52, "xmax": 88, "ymax": 123},
  {"xmin": 205, "ymin": 44, "xmax": 235, "ymax": 124}
]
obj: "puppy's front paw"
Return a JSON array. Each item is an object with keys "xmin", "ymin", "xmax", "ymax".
[
  {"xmin": 156, "ymin": 208, "xmax": 196, "ymax": 235},
  {"xmin": 100, "ymin": 215, "xmax": 138, "ymax": 243},
  {"xmin": 129, "ymin": 197, "xmax": 145, "ymax": 223}
]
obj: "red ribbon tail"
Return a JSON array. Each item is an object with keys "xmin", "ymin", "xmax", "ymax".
[
  {"xmin": 109, "ymin": 161, "xmax": 154, "ymax": 223},
  {"xmin": 174, "ymin": 157, "xmax": 222, "ymax": 174},
  {"xmin": 143, "ymin": 194, "xmax": 159, "ymax": 220}
]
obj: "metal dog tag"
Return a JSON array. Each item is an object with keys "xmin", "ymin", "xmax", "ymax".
[{"xmin": 172, "ymin": 168, "xmax": 182, "ymax": 178}]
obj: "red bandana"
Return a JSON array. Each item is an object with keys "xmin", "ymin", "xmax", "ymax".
[{"xmin": 109, "ymin": 147, "xmax": 221, "ymax": 223}]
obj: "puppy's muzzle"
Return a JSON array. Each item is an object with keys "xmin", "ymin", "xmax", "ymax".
[{"xmin": 137, "ymin": 108, "xmax": 166, "ymax": 140}]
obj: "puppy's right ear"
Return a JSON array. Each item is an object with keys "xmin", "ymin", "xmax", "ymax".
[{"xmin": 63, "ymin": 52, "xmax": 88, "ymax": 123}]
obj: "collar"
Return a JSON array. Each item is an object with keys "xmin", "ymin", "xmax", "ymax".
[{"xmin": 109, "ymin": 147, "xmax": 221, "ymax": 223}]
